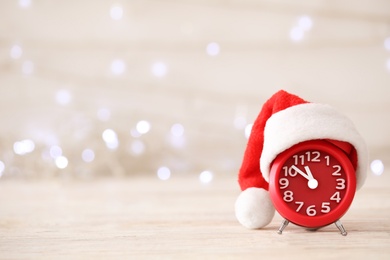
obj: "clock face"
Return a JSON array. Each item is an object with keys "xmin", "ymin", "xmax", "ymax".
[{"xmin": 269, "ymin": 140, "xmax": 356, "ymax": 228}]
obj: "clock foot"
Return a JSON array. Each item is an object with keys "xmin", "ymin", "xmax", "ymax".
[
  {"xmin": 277, "ymin": 219, "xmax": 290, "ymax": 235},
  {"xmin": 335, "ymin": 220, "xmax": 348, "ymax": 236}
]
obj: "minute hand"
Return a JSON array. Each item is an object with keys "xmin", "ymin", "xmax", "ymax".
[
  {"xmin": 290, "ymin": 165, "xmax": 312, "ymax": 180},
  {"xmin": 304, "ymin": 166, "xmax": 315, "ymax": 179}
]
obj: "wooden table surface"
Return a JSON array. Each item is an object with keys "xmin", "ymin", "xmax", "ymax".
[{"xmin": 1, "ymin": 172, "xmax": 389, "ymax": 259}]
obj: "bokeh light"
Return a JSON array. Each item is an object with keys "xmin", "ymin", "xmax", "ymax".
[
  {"xmin": 102, "ymin": 129, "xmax": 119, "ymax": 150},
  {"xmin": 298, "ymin": 15, "xmax": 313, "ymax": 31},
  {"xmin": 370, "ymin": 159, "xmax": 384, "ymax": 176},
  {"xmin": 10, "ymin": 44, "xmax": 23, "ymax": 59},
  {"xmin": 22, "ymin": 60, "xmax": 34, "ymax": 75},
  {"xmin": 55, "ymin": 156, "xmax": 68, "ymax": 169},
  {"xmin": 384, "ymin": 37, "xmax": 390, "ymax": 51},
  {"xmin": 199, "ymin": 170, "xmax": 213, "ymax": 184},
  {"xmin": 18, "ymin": 0, "xmax": 31, "ymax": 8},
  {"xmin": 49, "ymin": 145, "xmax": 62, "ymax": 159},
  {"xmin": 151, "ymin": 61, "xmax": 168, "ymax": 77},
  {"xmin": 55, "ymin": 89, "xmax": 72, "ymax": 105},
  {"xmin": 157, "ymin": 166, "xmax": 171, "ymax": 180},
  {"xmin": 97, "ymin": 108, "xmax": 111, "ymax": 122},
  {"xmin": 136, "ymin": 120, "xmax": 151, "ymax": 135},
  {"xmin": 244, "ymin": 123, "xmax": 253, "ymax": 139},
  {"xmin": 111, "ymin": 59, "xmax": 126, "ymax": 75},
  {"xmin": 110, "ymin": 4, "xmax": 123, "ymax": 20},
  {"xmin": 0, "ymin": 160, "xmax": 5, "ymax": 177},
  {"xmin": 290, "ymin": 27, "xmax": 304, "ymax": 42},
  {"xmin": 82, "ymin": 149, "xmax": 95, "ymax": 163},
  {"xmin": 130, "ymin": 140, "xmax": 145, "ymax": 155},
  {"xmin": 170, "ymin": 123, "xmax": 184, "ymax": 137},
  {"xmin": 386, "ymin": 58, "xmax": 390, "ymax": 71},
  {"xmin": 206, "ymin": 42, "xmax": 220, "ymax": 56},
  {"xmin": 13, "ymin": 139, "xmax": 35, "ymax": 155}
]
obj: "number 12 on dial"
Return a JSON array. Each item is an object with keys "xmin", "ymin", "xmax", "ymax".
[{"xmin": 269, "ymin": 140, "xmax": 356, "ymax": 236}]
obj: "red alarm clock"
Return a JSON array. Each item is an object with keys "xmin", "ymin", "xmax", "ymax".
[{"xmin": 269, "ymin": 140, "xmax": 356, "ymax": 236}]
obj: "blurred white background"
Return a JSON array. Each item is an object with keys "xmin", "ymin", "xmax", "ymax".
[{"xmin": 0, "ymin": 0, "xmax": 389, "ymax": 180}]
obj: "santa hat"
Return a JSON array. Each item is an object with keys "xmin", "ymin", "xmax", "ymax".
[{"xmin": 235, "ymin": 90, "xmax": 368, "ymax": 229}]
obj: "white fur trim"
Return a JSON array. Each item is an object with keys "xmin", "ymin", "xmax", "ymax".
[
  {"xmin": 260, "ymin": 103, "xmax": 368, "ymax": 190},
  {"xmin": 235, "ymin": 188, "xmax": 275, "ymax": 229}
]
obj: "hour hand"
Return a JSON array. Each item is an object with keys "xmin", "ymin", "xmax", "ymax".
[
  {"xmin": 290, "ymin": 165, "xmax": 310, "ymax": 180},
  {"xmin": 304, "ymin": 166, "xmax": 318, "ymax": 189},
  {"xmin": 290, "ymin": 165, "xmax": 318, "ymax": 189}
]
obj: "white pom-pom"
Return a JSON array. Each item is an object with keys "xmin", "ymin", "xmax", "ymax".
[{"xmin": 235, "ymin": 187, "xmax": 275, "ymax": 229}]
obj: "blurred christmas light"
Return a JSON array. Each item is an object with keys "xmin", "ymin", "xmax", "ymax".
[
  {"xmin": 290, "ymin": 26, "xmax": 304, "ymax": 42},
  {"xmin": 199, "ymin": 170, "xmax": 213, "ymax": 184},
  {"xmin": 97, "ymin": 108, "xmax": 111, "ymax": 121},
  {"xmin": 370, "ymin": 159, "xmax": 384, "ymax": 176},
  {"xmin": 102, "ymin": 129, "xmax": 117, "ymax": 142},
  {"xmin": 0, "ymin": 160, "xmax": 5, "ymax": 177},
  {"xmin": 102, "ymin": 129, "xmax": 119, "ymax": 150},
  {"xmin": 110, "ymin": 4, "xmax": 123, "ymax": 20},
  {"xmin": 19, "ymin": 0, "xmax": 31, "ymax": 8},
  {"xmin": 49, "ymin": 145, "xmax": 62, "ymax": 159},
  {"xmin": 244, "ymin": 123, "xmax": 253, "ymax": 139},
  {"xmin": 82, "ymin": 149, "xmax": 95, "ymax": 163},
  {"xmin": 13, "ymin": 139, "xmax": 35, "ymax": 155},
  {"xmin": 290, "ymin": 15, "xmax": 312, "ymax": 42},
  {"xmin": 55, "ymin": 156, "xmax": 68, "ymax": 169},
  {"xmin": 136, "ymin": 120, "xmax": 151, "ymax": 135},
  {"xmin": 298, "ymin": 15, "xmax": 313, "ymax": 31},
  {"xmin": 157, "ymin": 166, "xmax": 171, "ymax": 180},
  {"xmin": 206, "ymin": 42, "xmax": 220, "ymax": 56},
  {"xmin": 151, "ymin": 61, "xmax": 168, "ymax": 77},
  {"xmin": 384, "ymin": 37, "xmax": 390, "ymax": 51},
  {"xmin": 386, "ymin": 58, "xmax": 390, "ymax": 71},
  {"xmin": 22, "ymin": 60, "xmax": 34, "ymax": 75},
  {"xmin": 130, "ymin": 140, "xmax": 145, "ymax": 155},
  {"xmin": 130, "ymin": 128, "xmax": 142, "ymax": 138},
  {"xmin": 234, "ymin": 116, "xmax": 246, "ymax": 130},
  {"xmin": 169, "ymin": 135, "xmax": 186, "ymax": 149},
  {"xmin": 55, "ymin": 89, "xmax": 72, "ymax": 105},
  {"xmin": 170, "ymin": 123, "xmax": 184, "ymax": 137},
  {"xmin": 169, "ymin": 123, "xmax": 186, "ymax": 148},
  {"xmin": 234, "ymin": 105, "xmax": 248, "ymax": 129},
  {"xmin": 111, "ymin": 59, "xmax": 126, "ymax": 75},
  {"xmin": 10, "ymin": 44, "xmax": 23, "ymax": 59}
]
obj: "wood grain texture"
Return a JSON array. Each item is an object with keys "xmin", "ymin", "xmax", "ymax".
[{"xmin": 0, "ymin": 173, "xmax": 389, "ymax": 259}]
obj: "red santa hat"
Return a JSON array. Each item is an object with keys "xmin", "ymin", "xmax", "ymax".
[{"xmin": 235, "ymin": 90, "xmax": 368, "ymax": 229}]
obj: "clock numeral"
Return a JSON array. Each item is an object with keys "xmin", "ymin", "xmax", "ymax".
[
  {"xmin": 293, "ymin": 155, "xmax": 304, "ymax": 165},
  {"xmin": 293, "ymin": 151, "xmax": 321, "ymax": 165},
  {"xmin": 330, "ymin": 191, "xmax": 341, "ymax": 203},
  {"xmin": 283, "ymin": 166, "xmax": 288, "ymax": 177},
  {"xmin": 283, "ymin": 190, "xmax": 294, "ymax": 202},
  {"xmin": 282, "ymin": 166, "xmax": 298, "ymax": 177},
  {"xmin": 279, "ymin": 178, "xmax": 289, "ymax": 189},
  {"xmin": 325, "ymin": 155, "xmax": 330, "ymax": 166},
  {"xmin": 306, "ymin": 205, "xmax": 317, "ymax": 216},
  {"xmin": 321, "ymin": 202, "xmax": 331, "ymax": 213},
  {"xmin": 332, "ymin": 165, "xmax": 342, "ymax": 176},
  {"xmin": 295, "ymin": 201, "xmax": 304, "ymax": 212},
  {"xmin": 306, "ymin": 151, "xmax": 321, "ymax": 162},
  {"xmin": 336, "ymin": 178, "xmax": 346, "ymax": 190}
]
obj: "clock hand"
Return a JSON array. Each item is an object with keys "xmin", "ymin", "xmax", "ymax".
[
  {"xmin": 290, "ymin": 165, "xmax": 310, "ymax": 180},
  {"xmin": 304, "ymin": 166, "xmax": 315, "ymax": 179},
  {"xmin": 290, "ymin": 165, "xmax": 318, "ymax": 189},
  {"xmin": 304, "ymin": 166, "xmax": 318, "ymax": 189}
]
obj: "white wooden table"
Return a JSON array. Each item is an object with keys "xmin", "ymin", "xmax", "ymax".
[{"xmin": 1, "ymin": 173, "xmax": 389, "ymax": 259}]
